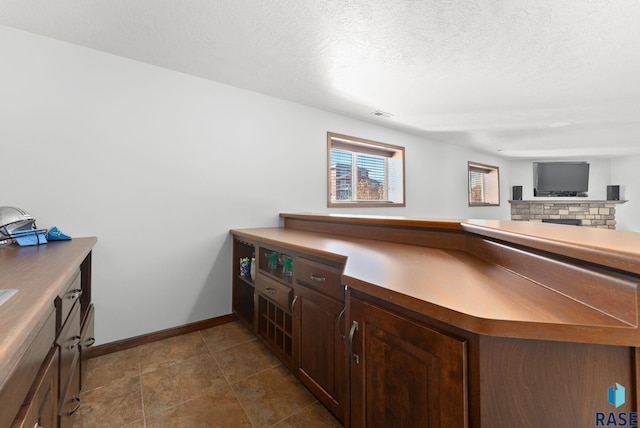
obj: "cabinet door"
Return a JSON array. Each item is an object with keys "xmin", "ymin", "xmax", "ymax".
[
  {"xmin": 56, "ymin": 302, "xmax": 81, "ymax": 400},
  {"xmin": 11, "ymin": 348, "xmax": 58, "ymax": 428},
  {"xmin": 80, "ymin": 303, "xmax": 95, "ymax": 390},
  {"xmin": 58, "ymin": 362, "xmax": 81, "ymax": 428},
  {"xmin": 349, "ymin": 297, "xmax": 468, "ymax": 428},
  {"xmin": 293, "ymin": 285, "xmax": 347, "ymax": 423}
]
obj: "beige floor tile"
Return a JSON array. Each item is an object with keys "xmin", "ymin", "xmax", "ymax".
[
  {"xmin": 213, "ymin": 338, "xmax": 281, "ymax": 384},
  {"xmin": 274, "ymin": 402, "xmax": 343, "ymax": 427},
  {"xmin": 138, "ymin": 331, "xmax": 208, "ymax": 373},
  {"xmin": 141, "ymin": 352, "xmax": 229, "ymax": 416},
  {"xmin": 72, "ymin": 376, "xmax": 143, "ymax": 428},
  {"xmin": 145, "ymin": 386, "xmax": 253, "ymax": 428},
  {"xmin": 83, "ymin": 347, "xmax": 140, "ymax": 392},
  {"xmin": 200, "ymin": 320, "xmax": 256, "ymax": 353},
  {"xmin": 73, "ymin": 321, "xmax": 345, "ymax": 427},
  {"xmin": 232, "ymin": 365, "xmax": 317, "ymax": 427}
]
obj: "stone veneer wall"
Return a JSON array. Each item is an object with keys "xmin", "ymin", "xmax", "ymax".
[{"xmin": 510, "ymin": 201, "xmax": 619, "ymax": 229}]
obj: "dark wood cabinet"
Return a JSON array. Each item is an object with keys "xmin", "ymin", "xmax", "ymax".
[
  {"xmin": 79, "ymin": 303, "xmax": 95, "ymax": 388},
  {"xmin": 56, "ymin": 302, "xmax": 80, "ymax": 398},
  {"xmin": 1, "ymin": 239, "xmax": 96, "ymax": 428},
  {"xmin": 231, "ymin": 238, "xmax": 348, "ymax": 422},
  {"xmin": 58, "ymin": 363, "xmax": 80, "ymax": 428},
  {"xmin": 56, "ymin": 302, "xmax": 81, "ymax": 427},
  {"xmin": 476, "ymin": 336, "xmax": 637, "ymax": 427},
  {"xmin": 11, "ymin": 348, "xmax": 59, "ymax": 428},
  {"xmin": 293, "ymin": 274, "xmax": 347, "ymax": 423},
  {"xmin": 232, "ymin": 214, "xmax": 640, "ymax": 427},
  {"xmin": 1, "ymin": 309, "xmax": 55, "ymax": 428},
  {"xmin": 348, "ymin": 294, "xmax": 468, "ymax": 428},
  {"xmin": 54, "ymin": 260, "xmax": 93, "ymax": 427}
]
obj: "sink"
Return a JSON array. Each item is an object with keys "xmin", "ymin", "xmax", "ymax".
[{"xmin": 0, "ymin": 289, "xmax": 18, "ymax": 306}]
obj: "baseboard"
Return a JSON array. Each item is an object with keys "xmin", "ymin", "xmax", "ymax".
[{"xmin": 87, "ymin": 313, "xmax": 237, "ymax": 359}]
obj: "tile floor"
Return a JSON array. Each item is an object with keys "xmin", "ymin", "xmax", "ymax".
[{"xmin": 72, "ymin": 321, "xmax": 342, "ymax": 427}]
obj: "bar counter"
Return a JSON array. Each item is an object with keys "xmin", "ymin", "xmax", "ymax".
[{"xmin": 231, "ymin": 213, "xmax": 640, "ymax": 346}]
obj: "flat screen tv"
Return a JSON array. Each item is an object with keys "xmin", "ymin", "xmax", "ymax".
[{"xmin": 533, "ymin": 162, "xmax": 589, "ymax": 197}]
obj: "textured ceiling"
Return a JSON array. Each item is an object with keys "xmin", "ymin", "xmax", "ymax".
[{"xmin": 1, "ymin": 0, "xmax": 640, "ymax": 158}]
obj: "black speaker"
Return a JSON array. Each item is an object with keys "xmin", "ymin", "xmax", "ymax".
[
  {"xmin": 607, "ymin": 185, "xmax": 620, "ymax": 201},
  {"xmin": 512, "ymin": 185, "xmax": 523, "ymax": 200}
]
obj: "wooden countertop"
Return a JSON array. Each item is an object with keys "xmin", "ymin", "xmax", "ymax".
[
  {"xmin": 0, "ymin": 237, "xmax": 97, "ymax": 393},
  {"xmin": 462, "ymin": 219, "xmax": 640, "ymax": 275},
  {"xmin": 281, "ymin": 213, "xmax": 640, "ymax": 275},
  {"xmin": 279, "ymin": 212, "xmax": 466, "ymax": 230},
  {"xmin": 233, "ymin": 218, "xmax": 640, "ymax": 346}
]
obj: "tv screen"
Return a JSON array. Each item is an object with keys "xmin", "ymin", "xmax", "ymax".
[{"xmin": 534, "ymin": 162, "xmax": 589, "ymax": 197}]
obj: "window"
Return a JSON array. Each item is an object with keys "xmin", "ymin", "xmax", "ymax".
[
  {"xmin": 468, "ymin": 161, "xmax": 500, "ymax": 206},
  {"xmin": 328, "ymin": 132, "xmax": 405, "ymax": 207}
]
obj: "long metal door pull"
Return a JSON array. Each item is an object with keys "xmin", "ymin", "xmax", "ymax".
[
  {"xmin": 337, "ymin": 308, "xmax": 346, "ymax": 342},
  {"xmin": 348, "ymin": 320, "xmax": 359, "ymax": 364}
]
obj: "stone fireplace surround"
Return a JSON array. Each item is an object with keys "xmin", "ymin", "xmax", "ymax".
[{"xmin": 509, "ymin": 200, "xmax": 627, "ymax": 229}]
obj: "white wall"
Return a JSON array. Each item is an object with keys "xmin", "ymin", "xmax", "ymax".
[
  {"xmin": 611, "ymin": 156, "xmax": 640, "ymax": 231},
  {"xmin": 0, "ymin": 26, "xmax": 511, "ymax": 344}
]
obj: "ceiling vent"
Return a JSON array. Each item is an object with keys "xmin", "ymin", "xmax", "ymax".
[{"xmin": 371, "ymin": 110, "xmax": 393, "ymax": 118}]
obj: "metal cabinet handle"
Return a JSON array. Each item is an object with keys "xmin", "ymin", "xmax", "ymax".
[
  {"xmin": 68, "ymin": 335, "xmax": 81, "ymax": 350},
  {"xmin": 67, "ymin": 289, "xmax": 83, "ymax": 300},
  {"xmin": 309, "ymin": 274, "xmax": 326, "ymax": 283},
  {"xmin": 348, "ymin": 320, "xmax": 359, "ymax": 364},
  {"xmin": 291, "ymin": 295, "xmax": 299, "ymax": 318},
  {"xmin": 337, "ymin": 307, "xmax": 346, "ymax": 342},
  {"xmin": 67, "ymin": 395, "xmax": 81, "ymax": 415},
  {"xmin": 265, "ymin": 287, "xmax": 276, "ymax": 294}
]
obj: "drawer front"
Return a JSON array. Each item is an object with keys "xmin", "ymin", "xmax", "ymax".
[
  {"xmin": 56, "ymin": 303, "xmax": 81, "ymax": 397},
  {"xmin": 255, "ymin": 273, "xmax": 293, "ymax": 310},
  {"xmin": 296, "ymin": 257, "xmax": 344, "ymax": 302},
  {"xmin": 55, "ymin": 270, "xmax": 82, "ymax": 333}
]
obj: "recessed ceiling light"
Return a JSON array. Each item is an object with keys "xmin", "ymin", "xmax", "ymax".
[{"xmin": 371, "ymin": 110, "xmax": 393, "ymax": 118}]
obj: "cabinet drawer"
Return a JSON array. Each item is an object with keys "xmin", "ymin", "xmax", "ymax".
[
  {"xmin": 56, "ymin": 302, "xmax": 81, "ymax": 398},
  {"xmin": 255, "ymin": 273, "xmax": 292, "ymax": 310},
  {"xmin": 296, "ymin": 257, "xmax": 344, "ymax": 302},
  {"xmin": 55, "ymin": 270, "xmax": 82, "ymax": 333}
]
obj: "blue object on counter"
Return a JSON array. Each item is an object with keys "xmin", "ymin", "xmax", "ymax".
[
  {"xmin": 15, "ymin": 230, "xmax": 48, "ymax": 246},
  {"xmin": 47, "ymin": 226, "xmax": 72, "ymax": 241}
]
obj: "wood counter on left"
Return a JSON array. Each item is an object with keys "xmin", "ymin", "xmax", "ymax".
[{"xmin": 0, "ymin": 237, "xmax": 96, "ymax": 428}]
